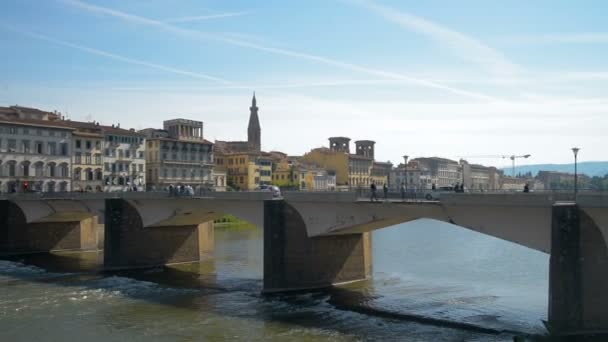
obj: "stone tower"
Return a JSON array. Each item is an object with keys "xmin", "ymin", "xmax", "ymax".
[
  {"xmin": 329, "ymin": 137, "xmax": 351, "ymax": 153},
  {"xmin": 248, "ymin": 92, "xmax": 261, "ymax": 152},
  {"xmin": 355, "ymin": 140, "xmax": 375, "ymax": 159}
]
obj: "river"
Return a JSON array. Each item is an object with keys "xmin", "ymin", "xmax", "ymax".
[{"xmin": 0, "ymin": 219, "xmax": 548, "ymax": 341}]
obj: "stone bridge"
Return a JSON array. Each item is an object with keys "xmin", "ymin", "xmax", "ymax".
[{"xmin": 1, "ymin": 191, "xmax": 607, "ymax": 336}]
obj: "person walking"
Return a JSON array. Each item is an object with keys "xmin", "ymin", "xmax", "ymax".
[
  {"xmin": 370, "ymin": 182, "xmax": 378, "ymax": 202},
  {"xmin": 383, "ymin": 183, "xmax": 388, "ymax": 201},
  {"xmin": 523, "ymin": 183, "xmax": 530, "ymax": 193},
  {"xmin": 400, "ymin": 182, "xmax": 406, "ymax": 200}
]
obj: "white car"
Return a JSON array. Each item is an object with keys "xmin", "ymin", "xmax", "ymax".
[{"xmin": 258, "ymin": 185, "xmax": 281, "ymax": 198}]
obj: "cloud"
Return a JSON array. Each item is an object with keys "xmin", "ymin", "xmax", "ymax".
[
  {"xmin": 346, "ymin": 0, "xmax": 522, "ymax": 76},
  {"xmin": 59, "ymin": 0, "xmax": 497, "ymax": 101},
  {"xmin": 0, "ymin": 24, "xmax": 231, "ymax": 84},
  {"xmin": 162, "ymin": 11, "xmax": 249, "ymax": 23}
]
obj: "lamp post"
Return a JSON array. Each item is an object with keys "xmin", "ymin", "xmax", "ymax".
[
  {"xmin": 572, "ymin": 147, "xmax": 580, "ymax": 195},
  {"xmin": 403, "ymin": 155, "xmax": 409, "ymax": 196}
]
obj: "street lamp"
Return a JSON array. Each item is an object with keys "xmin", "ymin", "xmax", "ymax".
[
  {"xmin": 504, "ymin": 154, "xmax": 531, "ymax": 177},
  {"xmin": 403, "ymin": 155, "xmax": 409, "ymax": 194},
  {"xmin": 572, "ymin": 147, "xmax": 580, "ymax": 195}
]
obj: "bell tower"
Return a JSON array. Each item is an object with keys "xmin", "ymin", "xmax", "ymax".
[{"xmin": 247, "ymin": 92, "xmax": 261, "ymax": 152}]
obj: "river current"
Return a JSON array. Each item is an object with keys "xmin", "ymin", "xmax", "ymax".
[{"xmin": 0, "ymin": 219, "xmax": 548, "ymax": 341}]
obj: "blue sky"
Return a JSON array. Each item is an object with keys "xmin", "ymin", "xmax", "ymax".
[{"xmin": 1, "ymin": 0, "xmax": 607, "ymax": 166}]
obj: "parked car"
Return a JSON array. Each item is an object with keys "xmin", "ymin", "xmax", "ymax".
[
  {"xmin": 423, "ymin": 186, "xmax": 455, "ymax": 200},
  {"xmin": 257, "ymin": 185, "xmax": 281, "ymax": 198}
]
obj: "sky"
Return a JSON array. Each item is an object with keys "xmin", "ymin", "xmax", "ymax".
[{"xmin": 1, "ymin": 0, "xmax": 607, "ymax": 167}]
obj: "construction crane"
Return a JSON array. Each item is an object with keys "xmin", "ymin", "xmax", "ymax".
[{"xmin": 458, "ymin": 154, "xmax": 532, "ymax": 177}]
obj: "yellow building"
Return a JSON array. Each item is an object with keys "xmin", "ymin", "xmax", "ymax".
[
  {"xmin": 300, "ymin": 147, "xmax": 349, "ymax": 186},
  {"xmin": 215, "ymin": 151, "xmax": 272, "ymax": 190}
]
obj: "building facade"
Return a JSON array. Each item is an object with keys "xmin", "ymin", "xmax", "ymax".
[
  {"xmin": 102, "ymin": 127, "xmax": 146, "ymax": 192},
  {"xmin": 0, "ymin": 118, "xmax": 73, "ymax": 193},
  {"xmin": 142, "ymin": 119, "xmax": 213, "ymax": 192}
]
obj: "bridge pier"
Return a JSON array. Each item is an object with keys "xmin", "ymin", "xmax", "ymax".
[
  {"xmin": 548, "ymin": 203, "xmax": 608, "ymax": 336},
  {"xmin": 0, "ymin": 200, "xmax": 98, "ymax": 255},
  {"xmin": 263, "ymin": 199, "xmax": 372, "ymax": 292},
  {"xmin": 104, "ymin": 199, "xmax": 214, "ymax": 269}
]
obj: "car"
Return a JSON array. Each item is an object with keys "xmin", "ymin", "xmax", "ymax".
[
  {"xmin": 423, "ymin": 186, "xmax": 455, "ymax": 201},
  {"xmin": 257, "ymin": 185, "xmax": 281, "ymax": 198}
]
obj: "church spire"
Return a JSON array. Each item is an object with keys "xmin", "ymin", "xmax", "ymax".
[{"xmin": 248, "ymin": 92, "xmax": 261, "ymax": 152}]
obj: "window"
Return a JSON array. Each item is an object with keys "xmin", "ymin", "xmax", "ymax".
[
  {"xmin": 182, "ymin": 169, "xmax": 187, "ymax": 178},
  {"xmin": 104, "ymin": 148, "xmax": 110, "ymax": 157},
  {"xmin": 85, "ymin": 153, "xmax": 91, "ymax": 164},
  {"xmin": 94, "ymin": 154, "xmax": 102, "ymax": 164},
  {"xmin": 8, "ymin": 162, "xmax": 16, "ymax": 177},
  {"xmin": 118, "ymin": 149, "xmax": 123, "ymax": 158},
  {"xmin": 60, "ymin": 143, "xmax": 68, "ymax": 156},
  {"xmin": 125, "ymin": 149, "xmax": 130, "ymax": 158},
  {"xmin": 35, "ymin": 163, "xmax": 43, "ymax": 177},
  {"xmin": 74, "ymin": 168, "xmax": 81, "ymax": 180},
  {"xmin": 48, "ymin": 164, "xmax": 56, "ymax": 177},
  {"xmin": 23, "ymin": 128, "xmax": 29, "ymax": 135},
  {"xmin": 86, "ymin": 140, "xmax": 91, "ymax": 149},
  {"xmin": 138, "ymin": 164, "xmax": 143, "ymax": 172},
  {"xmin": 163, "ymin": 168, "xmax": 168, "ymax": 178},
  {"xmin": 48, "ymin": 142, "xmax": 57, "ymax": 155},
  {"xmin": 60, "ymin": 164, "xmax": 69, "ymax": 178},
  {"xmin": 118, "ymin": 163, "xmax": 124, "ymax": 172},
  {"xmin": 172, "ymin": 168, "xmax": 177, "ymax": 178},
  {"xmin": 49, "ymin": 130, "xmax": 55, "ymax": 137},
  {"xmin": 75, "ymin": 140, "xmax": 81, "ymax": 149},
  {"xmin": 36, "ymin": 129, "xmax": 42, "ymax": 136},
  {"xmin": 111, "ymin": 163, "xmax": 116, "ymax": 172},
  {"xmin": 138, "ymin": 151, "xmax": 144, "ymax": 159},
  {"xmin": 22, "ymin": 140, "xmax": 30, "ymax": 153},
  {"xmin": 75, "ymin": 152, "xmax": 82, "ymax": 164},
  {"xmin": 8, "ymin": 139, "xmax": 17, "ymax": 152},
  {"xmin": 8, "ymin": 127, "xmax": 18, "ymax": 134},
  {"xmin": 95, "ymin": 141, "xmax": 101, "ymax": 149},
  {"xmin": 104, "ymin": 163, "xmax": 110, "ymax": 172}
]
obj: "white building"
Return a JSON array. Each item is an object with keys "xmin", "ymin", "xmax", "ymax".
[
  {"xmin": 102, "ymin": 126, "xmax": 146, "ymax": 192},
  {"xmin": 0, "ymin": 118, "xmax": 73, "ymax": 193}
]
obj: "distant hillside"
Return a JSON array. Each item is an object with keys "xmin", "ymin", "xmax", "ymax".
[{"xmin": 502, "ymin": 161, "xmax": 608, "ymax": 178}]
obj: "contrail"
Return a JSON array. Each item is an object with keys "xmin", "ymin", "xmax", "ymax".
[
  {"xmin": 60, "ymin": 0, "xmax": 499, "ymax": 101},
  {"xmin": 0, "ymin": 25, "xmax": 232, "ymax": 85}
]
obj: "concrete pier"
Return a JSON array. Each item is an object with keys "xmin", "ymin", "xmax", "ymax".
[
  {"xmin": 263, "ymin": 199, "xmax": 372, "ymax": 292},
  {"xmin": 103, "ymin": 199, "xmax": 214, "ymax": 269},
  {"xmin": 0, "ymin": 200, "xmax": 98, "ymax": 255},
  {"xmin": 548, "ymin": 203, "xmax": 608, "ymax": 336}
]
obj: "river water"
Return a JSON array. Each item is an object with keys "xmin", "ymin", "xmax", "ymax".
[{"xmin": 0, "ymin": 219, "xmax": 548, "ymax": 341}]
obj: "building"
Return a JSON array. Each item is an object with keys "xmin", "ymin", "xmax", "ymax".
[
  {"xmin": 71, "ymin": 126, "xmax": 104, "ymax": 192},
  {"xmin": 0, "ymin": 105, "xmax": 146, "ymax": 193},
  {"xmin": 101, "ymin": 126, "xmax": 146, "ymax": 192},
  {"xmin": 389, "ymin": 161, "xmax": 423, "ymax": 191},
  {"xmin": 460, "ymin": 160, "xmax": 501, "ymax": 191},
  {"xmin": 216, "ymin": 152, "xmax": 271, "ymax": 190},
  {"xmin": 412, "ymin": 157, "xmax": 462, "ymax": 188},
  {"xmin": 0, "ymin": 114, "xmax": 73, "ymax": 193},
  {"xmin": 142, "ymin": 119, "xmax": 213, "ymax": 192},
  {"xmin": 302, "ymin": 137, "xmax": 386, "ymax": 189}
]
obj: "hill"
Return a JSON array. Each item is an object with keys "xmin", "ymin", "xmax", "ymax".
[{"xmin": 503, "ymin": 161, "xmax": 608, "ymax": 178}]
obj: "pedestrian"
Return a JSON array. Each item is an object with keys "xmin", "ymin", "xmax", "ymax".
[
  {"xmin": 383, "ymin": 183, "xmax": 388, "ymax": 200},
  {"xmin": 432, "ymin": 183, "xmax": 436, "ymax": 191},
  {"xmin": 460, "ymin": 183, "xmax": 465, "ymax": 193},
  {"xmin": 523, "ymin": 183, "xmax": 530, "ymax": 193},
  {"xmin": 400, "ymin": 182, "xmax": 406, "ymax": 200},
  {"xmin": 454, "ymin": 183, "xmax": 460, "ymax": 192},
  {"xmin": 370, "ymin": 182, "xmax": 378, "ymax": 202}
]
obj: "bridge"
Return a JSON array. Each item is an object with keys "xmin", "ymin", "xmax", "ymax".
[{"xmin": 1, "ymin": 191, "xmax": 607, "ymax": 337}]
